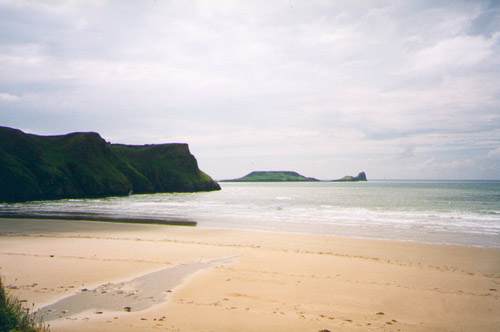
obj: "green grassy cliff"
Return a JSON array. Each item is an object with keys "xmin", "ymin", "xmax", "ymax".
[{"xmin": 0, "ymin": 126, "xmax": 220, "ymax": 203}]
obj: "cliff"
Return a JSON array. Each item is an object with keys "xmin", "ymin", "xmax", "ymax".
[
  {"xmin": 222, "ymin": 171, "xmax": 319, "ymax": 182},
  {"xmin": 0, "ymin": 126, "xmax": 220, "ymax": 203},
  {"xmin": 332, "ymin": 172, "xmax": 367, "ymax": 182}
]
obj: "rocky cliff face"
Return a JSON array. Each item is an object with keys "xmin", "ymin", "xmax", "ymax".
[
  {"xmin": 0, "ymin": 126, "xmax": 220, "ymax": 203},
  {"xmin": 332, "ymin": 172, "xmax": 367, "ymax": 182},
  {"xmin": 355, "ymin": 172, "xmax": 367, "ymax": 181}
]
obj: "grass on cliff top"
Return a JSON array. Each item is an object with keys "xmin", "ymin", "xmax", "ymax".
[
  {"xmin": 225, "ymin": 171, "xmax": 319, "ymax": 182},
  {"xmin": 0, "ymin": 278, "xmax": 50, "ymax": 332}
]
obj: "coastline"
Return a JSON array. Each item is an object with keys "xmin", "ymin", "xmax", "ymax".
[
  {"xmin": 1, "ymin": 218, "xmax": 499, "ymax": 331},
  {"xmin": 3, "ymin": 180, "xmax": 499, "ymax": 248},
  {"xmin": 0, "ymin": 213, "xmax": 197, "ymax": 227}
]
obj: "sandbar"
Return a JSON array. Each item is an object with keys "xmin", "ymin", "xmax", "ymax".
[{"xmin": 0, "ymin": 218, "xmax": 499, "ymax": 332}]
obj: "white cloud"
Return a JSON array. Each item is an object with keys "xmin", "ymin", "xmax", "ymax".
[
  {"xmin": 409, "ymin": 158, "xmax": 476, "ymax": 172},
  {"xmin": 487, "ymin": 147, "xmax": 500, "ymax": 160},
  {"xmin": 410, "ymin": 35, "xmax": 494, "ymax": 72},
  {"xmin": 0, "ymin": 92, "xmax": 20, "ymax": 101},
  {"xmin": 0, "ymin": 0, "xmax": 499, "ymax": 179}
]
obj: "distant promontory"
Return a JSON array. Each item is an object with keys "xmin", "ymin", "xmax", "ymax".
[
  {"xmin": 221, "ymin": 171, "xmax": 319, "ymax": 182},
  {"xmin": 0, "ymin": 126, "xmax": 220, "ymax": 203},
  {"xmin": 331, "ymin": 172, "xmax": 367, "ymax": 182},
  {"xmin": 222, "ymin": 171, "xmax": 367, "ymax": 182}
]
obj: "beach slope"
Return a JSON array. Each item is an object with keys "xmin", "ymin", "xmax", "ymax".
[{"xmin": 0, "ymin": 218, "xmax": 499, "ymax": 332}]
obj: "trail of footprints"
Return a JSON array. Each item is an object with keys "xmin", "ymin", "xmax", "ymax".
[{"xmin": 176, "ymin": 295, "xmax": 404, "ymax": 331}]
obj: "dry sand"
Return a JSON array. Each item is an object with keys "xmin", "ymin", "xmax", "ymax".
[{"xmin": 0, "ymin": 218, "xmax": 499, "ymax": 332}]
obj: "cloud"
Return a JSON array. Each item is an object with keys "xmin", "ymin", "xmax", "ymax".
[
  {"xmin": 0, "ymin": 92, "xmax": 20, "ymax": 101},
  {"xmin": 409, "ymin": 35, "xmax": 496, "ymax": 75},
  {"xmin": 410, "ymin": 35, "xmax": 494, "ymax": 73},
  {"xmin": 400, "ymin": 144, "xmax": 416, "ymax": 159},
  {"xmin": 0, "ymin": 0, "xmax": 499, "ymax": 179},
  {"xmin": 409, "ymin": 158, "xmax": 476, "ymax": 172},
  {"xmin": 487, "ymin": 147, "xmax": 500, "ymax": 160}
]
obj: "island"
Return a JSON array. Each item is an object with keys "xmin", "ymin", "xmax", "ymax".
[
  {"xmin": 221, "ymin": 171, "xmax": 319, "ymax": 182},
  {"xmin": 221, "ymin": 171, "xmax": 367, "ymax": 182},
  {"xmin": 0, "ymin": 126, "xmax": 220, "ymax": 203}
]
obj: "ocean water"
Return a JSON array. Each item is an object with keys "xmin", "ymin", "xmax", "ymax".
[{"xmin": 1, "ymin": 181, "xmax": 499, "ymax": 247}]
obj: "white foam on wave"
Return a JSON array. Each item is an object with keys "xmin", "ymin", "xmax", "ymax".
[{"xmin": 3, "ymin": 181, "xmax": 500, "ymax": 246}]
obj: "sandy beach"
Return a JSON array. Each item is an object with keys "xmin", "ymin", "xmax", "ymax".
[{"xmin": 1, "ymin": 218, "xmax": 499, "ymax": 332}]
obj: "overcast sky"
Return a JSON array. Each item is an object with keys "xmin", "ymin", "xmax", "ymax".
[{"xmin": 1, "ymin": 0, "xmax": 499, "ymax": 180}]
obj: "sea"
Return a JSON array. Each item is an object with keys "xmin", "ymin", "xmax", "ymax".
[{"xmin": 1, "ymin": 180, "xmax": 499, "ymax": 248}]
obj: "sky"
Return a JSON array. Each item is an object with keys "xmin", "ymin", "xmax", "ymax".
[{"xmin": 1, "ymin": 0, "xmax": 499, "ymax": 180}]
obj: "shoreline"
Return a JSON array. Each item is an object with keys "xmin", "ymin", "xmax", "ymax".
[
  {"xmin": 1, "ymin": 218, "xmax": 499, "ymax": 331},
  {"xmin": 0, "ymin": 214, "xmax": 197, "ymax": 227},
  {"xmin": 2, "ymin": 215, "xmax": 497, "ymax": 249}
]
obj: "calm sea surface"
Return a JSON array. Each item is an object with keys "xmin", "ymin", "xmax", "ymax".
[{"xmin": 1, "ymin": 181, "xmax": 500, "ymax": 247}]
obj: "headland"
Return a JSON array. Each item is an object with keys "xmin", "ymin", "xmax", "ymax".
[{"xmin": 0, "ymin": 126, "xmax": 220, "ymax": 203}]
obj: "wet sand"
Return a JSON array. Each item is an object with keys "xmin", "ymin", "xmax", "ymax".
[
  {"xmin": 1, "ymin": 218, "xmax": 499, "ymax": 332},
  {"xmin": 38, "ymin": 257, "xmax": 239, "ymax": 321}
]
